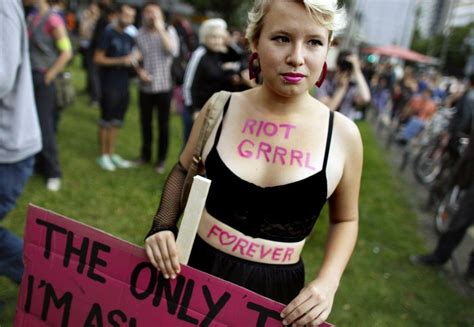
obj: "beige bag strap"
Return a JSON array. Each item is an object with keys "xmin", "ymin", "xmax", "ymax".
[
  {"xmin": 180, "ymin": 91, "xmax": 231, "ymax": 208},
  {"xmin": 193, "ymin": 91, "xmax": 231, "ymax": 168}
]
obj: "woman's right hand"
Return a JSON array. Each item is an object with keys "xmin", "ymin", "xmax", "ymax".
[{"xmin": 144, "ymin": 231, "xmax": 181, "ymax": 279}]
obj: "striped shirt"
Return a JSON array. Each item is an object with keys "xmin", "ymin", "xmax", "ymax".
[{"xmin": 135, "ymin": 26, "xmax": 179, "ymax": 93}]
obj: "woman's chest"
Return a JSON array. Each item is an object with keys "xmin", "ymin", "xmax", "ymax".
[{"xmin": 216, "ymin": 115, "xmax": 334, "ymax": 187}]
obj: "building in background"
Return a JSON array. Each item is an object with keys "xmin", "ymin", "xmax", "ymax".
[
  {"xmin": 417, "ymin": 0, "xmax": 474, "ymax": 36},
  {"xmin": 417, "ymin": 0, "xmax": 438, "ymax": 38},
  {"xmin": 355, "ymin": 0, "xmax": 418, "ymax": 48},
  {"xmin": 353, "ymin": 0, "xmax": 473, "ymax": 47},
  {"xmin": 434, "ymin": 0, "xmax": 474, "ymax": 34}
]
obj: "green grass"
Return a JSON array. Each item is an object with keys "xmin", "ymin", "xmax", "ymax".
[{"xmin": 1, "ymin": 59, "xmax": 473, "ymax": 326}]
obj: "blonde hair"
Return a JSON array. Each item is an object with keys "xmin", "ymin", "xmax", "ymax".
[
  {"xmin": 199, "ymin": 18, "xmax": 228, "ymax": 43},
  {"xmin": 246, "ymin": 0, "xmax": 346, "ymax": 46}
]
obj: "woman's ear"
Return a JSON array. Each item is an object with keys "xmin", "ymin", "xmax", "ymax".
[{"xmin": 250, "ymin": 39, "xmax": 258, "ymax": 53}]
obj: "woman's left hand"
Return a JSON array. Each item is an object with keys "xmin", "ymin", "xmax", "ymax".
[{"xmin": 280, "ymin": 278, "xmax": 337, "ymax": 326}]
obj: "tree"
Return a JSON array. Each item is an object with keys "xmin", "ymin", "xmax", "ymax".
[
  {"xmin": 183, "ymin": 0, "xmax": 251, "ymax": 28},
  {"xmin": 412, "ymin": 23, "xmax": 474, "ymax": 76}
]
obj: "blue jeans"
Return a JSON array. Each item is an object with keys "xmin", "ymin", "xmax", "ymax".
[
  {"xmin": 399, "ymin": 117, "xmax": 425, "ymax": 142},
  {"xmin": 0, "ymin": 155, "xmax": 35, "ymax": 283}
]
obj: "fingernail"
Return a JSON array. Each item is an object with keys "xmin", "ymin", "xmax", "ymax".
[
  {"xmin": 171, "ymin": 274, "xmax": 176, "ymax": 279},
  {"xmin": 164, "ymin": 274, "xmax": 169, "ymax": 279},
  {"xmin": 281, "ymin": 320, "xmax": 287, "ymax": 325}
]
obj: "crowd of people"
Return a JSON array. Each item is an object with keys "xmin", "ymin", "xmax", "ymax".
[
  {"xmin": 1, "ymin": 0, "xmax": 473, "ymax": 322},
  {"xmin": 363, "ymin": 58, "xmax": 473, "ymax": 283},
  {"xmin": 74, "ymin": 0, "xmax": 254, "ymax": 175}
]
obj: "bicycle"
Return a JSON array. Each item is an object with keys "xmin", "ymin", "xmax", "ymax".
[{"xmin": 411, "ymin": 107, "xmax": 457, "ymax": 184}]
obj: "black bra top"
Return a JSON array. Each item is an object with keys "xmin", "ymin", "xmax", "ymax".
[{"xmin": 205, "ymin": 97, "xmax": 335, "ymax": 242}]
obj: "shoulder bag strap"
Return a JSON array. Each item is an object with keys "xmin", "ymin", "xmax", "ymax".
[
  {"xmin": 193, "ymin": 91, "xmax": 231, "ymax": 165},
  {"xmin": 180, "ymin": 91, "xmax": 231, "ymax": 208}
]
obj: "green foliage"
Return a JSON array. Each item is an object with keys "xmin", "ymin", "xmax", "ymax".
[
  {"xmin": 412, "ymin": 23, "xmax": 474, "ymax": 76},
  {"xmin": 184, "ymin": 0, "xmax": 251, "ymax": 28},
  {"xmin": 0, "ymin": 60, "xmax": 473, "ymax": 325}
]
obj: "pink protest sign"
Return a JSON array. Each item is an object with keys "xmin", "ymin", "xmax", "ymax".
[{"xmin": 15, "ymin": 205, "xmax": 333, "ymax": 326}]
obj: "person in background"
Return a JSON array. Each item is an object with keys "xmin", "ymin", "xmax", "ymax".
[
  {"xmin": 395, "ymin": 88, "xmax": 437, "ymax": 145},
  {"xmin": 78, "ymin": 2, "xmax": 100, "ymax": 95},
  {"xmin": 0, "ymin": 0, "xmax": 42, "ymax": 313},
  {"xmin": 134, "ymin": 1, "xmax": 179, "ymax": 174},
  {"xmin": 88, "ymin": 0, "xmax": 117, "ymax": 107},
  {"xmin": 26, "ymin": 0, "xmax": 73, "ymax": 192},
  {"xmin": 170, "ymin": 13, "xmax": 198, "ymax": 147},
  {"xmin": 94, "ymin": 3, "xmax": 136, "ymax": 171},
  {"xmin": 411, "ymin": 74, "xmax": 474, "ymax": 285},
  {"xmin": 370, "ymin": 74, "xmax": 391, "ymax": 117},
  {"xmin": 390, "ymin": 65, "xmax": 418, "ymax": 121},
  {"xmin": 430, "ymin": 72, "xmax": 447, "ymax": 105},
  {"xmin": 145, "ymin": 0, "xmax": 362, "ymax": 325},
  {"xmin": 411, "ymin": 138, "xmax": 473, "ymax": 284},
  {"xmin": 182, "ymin": 18, "xmax": 245, "ymax": 140},
  {"xmin": 317, "ymin": 50, "xmax": 371, "ymax": 120}
]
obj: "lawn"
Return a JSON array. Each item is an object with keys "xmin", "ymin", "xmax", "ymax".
[{"xmin": 1, "ymin": 60, "xmax": 473, "ymax": 326}]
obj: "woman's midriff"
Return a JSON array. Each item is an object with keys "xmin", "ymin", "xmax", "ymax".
[{"xmin": 197, "ymin": 210, "xmax": 305, "ymax": 265}]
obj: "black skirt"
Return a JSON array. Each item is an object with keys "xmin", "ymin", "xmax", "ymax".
[{"xmin": 188, "ymin": 236, "xmax": 305, "ymax": 304}]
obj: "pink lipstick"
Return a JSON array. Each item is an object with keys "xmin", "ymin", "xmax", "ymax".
[{"xmin": 282, "ymin": 73, "xmax": 305, "ymax": 84}]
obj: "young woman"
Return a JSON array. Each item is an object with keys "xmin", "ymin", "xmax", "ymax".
[{"xmin": 145, "ymin": 1, "xmax": 361, "ymax": 325}]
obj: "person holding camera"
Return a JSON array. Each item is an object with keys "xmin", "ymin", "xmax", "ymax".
[{"xmin": 316, "ymin": 50, "xmax": 371, "ymax": 120}]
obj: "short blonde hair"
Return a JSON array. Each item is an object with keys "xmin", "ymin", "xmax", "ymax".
[
  {"xmin": 246, "ymin": 0, "xmax": 346, "ymax": 46},
  {"xmin": 199, "ymin": 18, "xmax": 228, "ymax": 43}
]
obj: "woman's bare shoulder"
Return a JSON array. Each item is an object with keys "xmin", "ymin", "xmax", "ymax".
[
  {"xmin": 332, "ymin": 112, "xmax": 363, "ymax": 161},
  {"xmin": 334, "ymin": 112, "xmax": 362, "ymax": 139}
]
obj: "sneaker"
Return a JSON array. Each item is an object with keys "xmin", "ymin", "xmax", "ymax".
[
  {"xmin": 155, "ymin": 162, "xmax": 165, "ymax": 174},
  {"xmin": 409, "ymin": 254, "xmax": 445, "ymax": 267},
  {"xmin": 97, "ymin": 155, "xmax": 116, "ymax": 171},
  {"xmin": 46, "ymin": 178, "xmax": 61, "ymax": 192},
  {"xmin": 110, "ymin": 154, "xmax": 133, "ymax": 168}
]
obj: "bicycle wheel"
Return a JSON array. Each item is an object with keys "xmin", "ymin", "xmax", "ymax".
[{"xmin": 413, "ymin": 142, "xmax": 443, "ymax": 185}]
